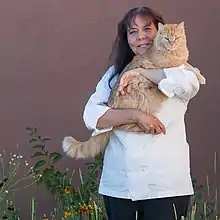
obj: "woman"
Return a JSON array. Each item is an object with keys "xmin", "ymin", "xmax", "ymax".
[{"xmin": 83, "ymin": 6, "xmax": 200, "ymax": 220}]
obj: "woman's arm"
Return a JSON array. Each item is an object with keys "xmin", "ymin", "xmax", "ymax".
[
  {"xmin": 138, "ymin": 65, "xmax": 200, "ymax": 100},
  {"xmin": 96, "ymin": 108, "xmax": 137, "ymax": 130},
  {"xmin": 83, "ymin": 66, "xmax": 114, "ymax": 135},
  {"xmin": 97, "ymin": 108, "xmax": 166, "ymax": 135},
  {"xmin": 138, "ymin": 68, "xmax": 165, "ymax": 84}
]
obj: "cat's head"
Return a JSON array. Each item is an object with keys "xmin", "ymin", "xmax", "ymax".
[{"xmin": 154, "ymin": 22, "xmax": 187, "ymax": 52}]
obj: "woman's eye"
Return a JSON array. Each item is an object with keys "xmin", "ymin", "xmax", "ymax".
[
  {"xmin": 129, "ymin": 30, "xmax": 136, "ymax": 34},
  {"xmin": 144, "ymin": 28, "xmax": 151, "ymax": 32}
]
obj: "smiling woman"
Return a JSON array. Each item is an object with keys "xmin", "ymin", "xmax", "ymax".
[{"xmin": 66, "ymin": 6, "xmax": 201, "ymax": 220}]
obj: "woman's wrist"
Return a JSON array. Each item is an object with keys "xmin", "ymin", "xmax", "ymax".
[{"xmin": 129, "ymin": 109, "xmax": 142, "ymax": 123}]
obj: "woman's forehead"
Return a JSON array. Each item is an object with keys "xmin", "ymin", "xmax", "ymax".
[{"xmin": 128, "ymin": 15, "xmax": 153, "ymax": 28}]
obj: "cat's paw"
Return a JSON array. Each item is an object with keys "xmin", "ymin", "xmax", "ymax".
[
  {"xmin": 185, "ymin": 66, "xmax": 206, "ymax": 85},
  {"xmin": 192, "ymin": 67, "xmax": 206, "ymax": 85},
  {"xmin": 197, "ymin": 74, "xmax": 206, "ymax": 85},
  {"xmin": 117, "ymin": 70, "xmax": 140, "ymax": 96}
]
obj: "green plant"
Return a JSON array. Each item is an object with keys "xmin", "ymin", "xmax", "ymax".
[
  {"xmin": 26, "ymin": 127, "xmax": 106, "ymax": 219},
  {"xmin": 26, "ymin": 127, "xmax": 65, "ymax": 196}
]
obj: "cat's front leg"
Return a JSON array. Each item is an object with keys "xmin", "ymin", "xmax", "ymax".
[
  {"xmin": 116, "ymin": 69, "xmax": 141, "ymax": 96},
  {"xmin": 184, "ymin": 63, "xmax": 206, "ymax": 85}
]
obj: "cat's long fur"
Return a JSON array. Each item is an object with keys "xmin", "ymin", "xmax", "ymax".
[{"xmin": 62, "ymin": 22, "xmax": 206, "ymax": 159}]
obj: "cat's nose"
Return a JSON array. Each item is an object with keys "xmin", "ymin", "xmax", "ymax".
[{"xmin": 169, "ymin": 39, "xmax": 174, "ymax": 44}]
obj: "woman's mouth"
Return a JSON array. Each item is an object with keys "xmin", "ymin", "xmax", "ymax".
[{"xmin": 138, "ymin": 43, "xmax": 152, "ymax": 48}]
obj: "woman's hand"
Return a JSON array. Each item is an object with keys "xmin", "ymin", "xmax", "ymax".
[{"xmin": 135, "ymin": 110, "xmax": 166, "ymax": 135}]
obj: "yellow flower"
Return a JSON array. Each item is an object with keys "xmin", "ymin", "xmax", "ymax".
[
  {"xmin": 79, "ymin": 204, "xmax": 89, "ymax": 213},
  {"xmin": 64, "ymin": 187, "xmax": 71, "ymax": 194},
  {"xmin": 89, "ymin": 198, "xmax": 94, "ymax": 206},
  {"xmin": 64, "ymin": 210, "xmax": 72, "ymax": 217},
  {"xmin": 88, "ymin": 204, "xmax": 93, "ymax": 211}
]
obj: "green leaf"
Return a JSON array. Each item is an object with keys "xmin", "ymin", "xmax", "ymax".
[
  {"xmin": 49, "ymin": 152, "xmax": 62, "ymax": 158},
  {"xmin": 49, "ymin": 152, "xmax": 62, "ymax": 164},
  {"xmin": 42, "ymin": 137, "xmax": 51, "ymax": 142},
  {"xmin": 55, "ymin": 170, "xmax": 63, "ymax": 177},
  {"xmin": 31, "ymin": 152, "xmax": 46, "ymax": 158},
  {"xmin": 52, "ymin": 155, "xmax": 62, "ymax": 164},
  {"xmin": 32, "ymin": 143, "xmax": 45, "ymax": 149},
  {"xmin": 26, "ymin": 127, "xmax": 34, "ymax": 136},
  {"xmin": 43, "ymin": 167, "xmax": 54, "ymax": 174},
  {"xmin": 29, "ymin": 138, "xmax": 38, "ymax": 143},
  {"xmin": 33, "ymin": 160, "xmax": 46, "ymax": 171},
  {"xmin": 42, "ymin": 168, "xmax": 54, "ymax": 178}
]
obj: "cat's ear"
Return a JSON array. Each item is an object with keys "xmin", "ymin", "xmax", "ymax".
[
  {"xmin": 177, "ymin": 22, "xmax": 185, "ymax": 35},
  {"xmin": 158, "ymin": 23, "xmax": 164, "ymax": 30},
  {"xmin": 177, "ymin": 21, "xmax": 185, "ymax": 29}
]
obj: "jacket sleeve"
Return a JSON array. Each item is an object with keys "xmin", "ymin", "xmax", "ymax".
[
  {"xmin": 158, "ymin": 64, "xmax": 200, "ymax": 101},
  {"xmin": 83, "ymin": 66, "xmax": 115, "ymax": 136}
]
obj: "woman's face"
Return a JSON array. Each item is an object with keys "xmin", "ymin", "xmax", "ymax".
[{"xmin": 127, "ymin": 15, "xmax": 158, "ymax": 55}]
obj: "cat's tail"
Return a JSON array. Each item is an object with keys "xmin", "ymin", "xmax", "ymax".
[{"xmin": 62, "ymin": 131, "xmax": 112, "ymax": 159}]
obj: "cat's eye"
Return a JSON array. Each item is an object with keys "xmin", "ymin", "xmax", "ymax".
[{"xmin": 164, "ymin": 37, "xmax": 169, "ymax": 41}]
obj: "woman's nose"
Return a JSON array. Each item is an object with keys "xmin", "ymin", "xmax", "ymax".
[{"xmin": 137, "ymin": 31, "xmax": 146, "ymax": 40}]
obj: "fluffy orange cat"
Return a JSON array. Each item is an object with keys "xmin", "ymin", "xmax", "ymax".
[{"xmin": 62, "ymin": 22, "xmax": 206, "ymax": 159}]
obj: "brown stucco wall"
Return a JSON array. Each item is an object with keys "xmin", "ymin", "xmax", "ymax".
[{"xmin": 0, "ymin": 0, "xmax": 218, "ymax": 218}]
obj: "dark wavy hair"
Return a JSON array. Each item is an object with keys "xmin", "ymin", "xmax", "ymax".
[{"xmin": 108, "ymin": 6, "xmax": 165, "ymax": 88}]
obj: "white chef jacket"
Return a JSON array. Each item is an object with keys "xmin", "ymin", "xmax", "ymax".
[{"xmin": 83, "ymin": 65, "xmax": 200, "ymax": 201}]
